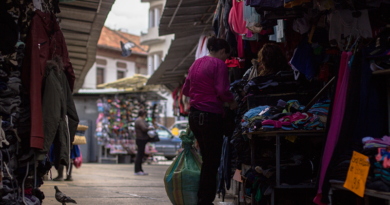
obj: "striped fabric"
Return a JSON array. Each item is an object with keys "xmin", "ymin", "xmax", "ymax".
[{"xmin": 164, "ymin": 148, "xmax": 202, "ymax": 205}]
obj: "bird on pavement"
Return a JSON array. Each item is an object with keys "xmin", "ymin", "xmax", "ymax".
[{"xmin": 54, "ymin": 186, "xmax": 77, "ymax": 205}]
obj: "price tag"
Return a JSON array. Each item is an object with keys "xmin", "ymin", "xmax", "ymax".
[{"xmin": 343, "ymin": 151, "xmax": 370, "ymax": 197}]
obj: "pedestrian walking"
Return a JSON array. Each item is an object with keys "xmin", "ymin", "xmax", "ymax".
[{"xmin": 134, "ymin": 110, "xmax": 151, "ymax": 176}]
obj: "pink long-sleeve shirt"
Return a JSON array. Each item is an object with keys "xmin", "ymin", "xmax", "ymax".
[{"xmin": 182, "ymin": 56, "xmax": 234, "ymax": 114}]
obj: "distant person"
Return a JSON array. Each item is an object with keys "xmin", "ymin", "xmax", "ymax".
[
  {"xmin": 182, "ymin": 36, "xmax": 237, "ymax": 205},
  {"xmin": 134, "ymin": 110, "xmax": 151, "ymax": 176}
]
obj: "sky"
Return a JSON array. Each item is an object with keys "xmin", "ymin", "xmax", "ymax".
[{"xmin": 104, "ymin": 0, "xmax": 149, "ymax": 36}]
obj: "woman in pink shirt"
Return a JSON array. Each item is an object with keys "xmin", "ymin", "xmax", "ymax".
[{"xmin": 182, "ymin": 36, "xmax": 237, "ymax": 205}]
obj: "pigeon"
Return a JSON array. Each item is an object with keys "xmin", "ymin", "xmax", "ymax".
[{"xmin": 54, "ymin": 186, "xmax": 77, "ymax": 205}]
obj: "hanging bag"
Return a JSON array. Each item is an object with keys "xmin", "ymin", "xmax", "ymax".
[
  {"xmin": 73, "ymin": 135, "xmax": 87, "ymax": 145},
  {"xmin": 73, "ymin": 145, "xmax": 83, "ymax": 168}
]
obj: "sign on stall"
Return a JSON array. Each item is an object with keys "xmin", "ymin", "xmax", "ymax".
[{"xmin": 343, "ymin": 151, "xmax": 370, "ymax": 197}]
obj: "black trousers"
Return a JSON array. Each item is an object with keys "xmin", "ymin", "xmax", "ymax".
[
  {"xmin": 135, "ymin": 139, "xmax": 148, "ymax": 173},
  {"xmin": 189, "ymin": 108, "xmax": 224, "ymax": 205}
]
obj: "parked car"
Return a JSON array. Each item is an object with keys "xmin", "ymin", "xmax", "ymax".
[
  {"xmin": 169, "ymin": 120, "xmax": 188, "ymax": 137},
  {"xmin": 153, "ymin": 124, "xmax": 181, "ymax": 160}
]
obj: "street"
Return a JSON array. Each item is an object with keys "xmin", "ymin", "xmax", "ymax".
[{"xmin": 41, "ymin": 163, "xmax": 233, "ymax": 205}]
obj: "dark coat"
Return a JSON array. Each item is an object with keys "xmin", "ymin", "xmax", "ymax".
[
  {"xmin": 21, "ymin": 10, "xmax": 75, "ymax": 149},
  {"xmin": 36, "ymin": 58, "xmax": 79, "ymax": 168}
]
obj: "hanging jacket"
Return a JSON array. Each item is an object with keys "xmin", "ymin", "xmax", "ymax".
[
  {"xmin": 21, "ymin": 10, "xmax": 75, "ymax": 149},
  {"xmin": 36, "ymin": 57, "xmax": 79, "ymax": 168}
]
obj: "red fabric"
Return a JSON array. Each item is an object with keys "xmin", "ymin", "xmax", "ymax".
[
  {"xmin": 182, "ymin": 56, "xmax": 234, "ymax": 115},
  {"xmin": 21, "ymin": 11, "xmax": 75, "ymax": 149},
  {"xmin": 225, "ymin": 58, "xmax": 240, "ymax": 68},
  {"xmin": 200, "ymin": 36, "xmax": 207, "ymax": 53},
  {"xmin": 229, "ymin": 0, "xmax": 247, "ymax": 35},
  {"xmin": 229, "ymin": 0, "xmax": 247, "ymax": 58},
  {"xmin": 236, "ymin": 34, "xmax": 244, "ymax": 58},
  {"xmin": 179, "ymin": 87, "xmax": 188, "ymax": 115},
  {"xmin": 74, "ymin": 147, "xmax": 82, "ymax": 169}
]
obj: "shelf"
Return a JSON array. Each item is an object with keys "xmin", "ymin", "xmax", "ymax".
[
  {"xmin": 331, "ymin": 183, "xmax": 390, "ymax": 200},
  {"xmin": 245, "ymin": 130, "xmax": 325, "ymax": 137},
  {"xmin": 373, "ymin": 69, "xmax": 390, "ymax": 75}
]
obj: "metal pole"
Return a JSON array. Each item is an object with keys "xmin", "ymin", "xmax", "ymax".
[
  {"xmin": 276, "ymin": 134, "xmax": 280, "ymax": 187},
  {"xmin": 165, "ymin": 101, "xmax": 167, "ymax": 127}
]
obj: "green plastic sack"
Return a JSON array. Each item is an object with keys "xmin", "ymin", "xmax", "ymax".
[{"xmin": 164, "ymin": 127, "xmax": 202, "ymax": 205}]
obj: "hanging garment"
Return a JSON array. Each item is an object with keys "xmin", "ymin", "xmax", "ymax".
[
  {"xmin": 319, "ymin": 50, "xmax": 363, "ymax": 203},
  {"xmin": 352, "ymin": 47, "xmax": 387, "ymax": 141},
  {"xmin": 229, "ymin": 0, "xmax": 247, "ymax": 58},
  {"xmin": 21, "ymin": 10, "xmax": 76, "ymax": 149},
  {"xmin": 290, "ymin": 38, "xmax": 316, "ymax": 81},
  {"xmin": 0, "ymin": 7, "xmax": 18, "ymax": 55},
  {"xmin": 243, "ymin": 4, "xmax": 259, "ymax": 41},
  {"xmin": 329, "ymin": 10, "xmax": 372, "ymax": 49},
  {"xmin": 314, "ymin": 52, "xmax": 352, "ymax": 204},
  {"xmin": 195, "ymin": 35, "xmax": 209, "ymax": 60},
  {"xmin": 223, "ymin": 0, "xmax": 238, "ymax": 56},
  {"xmin": 37, "ymin": 57, "xmax": 79, "ymax": 168}
]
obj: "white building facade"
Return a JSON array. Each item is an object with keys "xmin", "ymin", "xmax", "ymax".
[{"xmin": 140, "ymin": 0, "xmax": 175, "ymax": 76}]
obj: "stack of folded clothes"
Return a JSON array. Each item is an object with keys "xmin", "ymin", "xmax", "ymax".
[
  {"xmin": 240, "ymin": 99, "xmax": 329, "ymax": 132},
  {"xmin": 366, "ymin": 146, "xmax": 390, "ymax": 191}
]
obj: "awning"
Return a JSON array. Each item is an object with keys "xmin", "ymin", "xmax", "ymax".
[
  {"xmin": 58, "ymin": 0, "xmax": 115, "ymax": 92},
  {"xmin": 146, "ymin": 0, "xmax": 217, "ymax": 91},
  {"xmin": 97, "ymin": 74, "xmax": 161, "ymax": 92}
]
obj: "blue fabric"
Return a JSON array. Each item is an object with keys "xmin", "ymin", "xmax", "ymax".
[
  {"xmin": 243, "ymin": 106, "xmax": 269, "ymax": 121},
  {"xmin": 217, "ymin": 136, "xmax": 232, "ymax": 197},
  {"xmin": 352, "ymin": 47, "xmax": 385, "ymax": 141},
  {"xmin": 50, "ymin": 145, "xmax": 80, "ymax": 162},
  {"xmin": 291, "ymin": 38, "xmax": 316, "ymax": 81},
  {"xmin": 0, "ymin": 82, "xmax": 7, "ymax": 92},
  {"xmin": 71, "ymin": 145, "xmax": 81, "ymax": 159}
]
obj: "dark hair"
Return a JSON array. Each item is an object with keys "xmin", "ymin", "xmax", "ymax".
[
  {"xmin": 207, "ymin": 36, "xmax": 230, "ymax": 54},
  {"xmin": 258, "ymin": 43, "xmax": 290, "ymax": 76},
  {"xmin": 138, "ymin": 110, "xmax": 146, "ymax": 117}
]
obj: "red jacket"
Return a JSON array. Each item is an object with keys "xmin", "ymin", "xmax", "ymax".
[{"xmin": 21, "ymin": 10, "xmax": 75, "ymax": 149}]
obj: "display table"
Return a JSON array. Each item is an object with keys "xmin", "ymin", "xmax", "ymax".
[
  {"xmin": 245, "ymin": 130, "xmax": 325, "ymax": 205},
  {"xmin": 330, "ymin": 182, "xmax": 390, "ymax": 203}
]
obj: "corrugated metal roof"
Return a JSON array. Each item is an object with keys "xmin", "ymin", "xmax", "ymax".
[
  {"xmin": 58, "ymin": 0, "xmax": 116, "ymax": 92},
  {"xmin": 147, "ymin": 0, "xmax": 217, "ymax": 90}
]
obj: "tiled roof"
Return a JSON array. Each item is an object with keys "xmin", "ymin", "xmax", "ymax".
[{"xmin": 98, "ymin": 26, "xmax": 149, "ymax": 55}]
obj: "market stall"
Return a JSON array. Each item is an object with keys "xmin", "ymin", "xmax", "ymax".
[
  {"xmin": 94, "ymin": 75, "xmax": 166, "ymax": 163},
  {"xmin": 0, "ymin": 0, "xmax": 114, "ymax": 203},
  {"xmin": 149, "ymin": 0, "xmax": 390, "ymax": 204}
]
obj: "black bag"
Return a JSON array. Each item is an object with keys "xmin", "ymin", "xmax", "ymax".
[{"xmin": 148, "ymin": 131, "xmax": 160, "ymax": 142}]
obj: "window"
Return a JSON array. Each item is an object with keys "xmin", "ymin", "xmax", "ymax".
[
  {"xmin": 96, "ymin": 59, "xmax": 107, "ymax": 65},
  {"xmin": 96, "ymin": 68, "xmax": 105, "ymax": 86},
  {"xmin": 117, "ymin": 70, "xmax": 125, "ymax": 80},
  {"xmin": 116, "ymin": 62, "xmax": 127, "ymax": 69}
]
